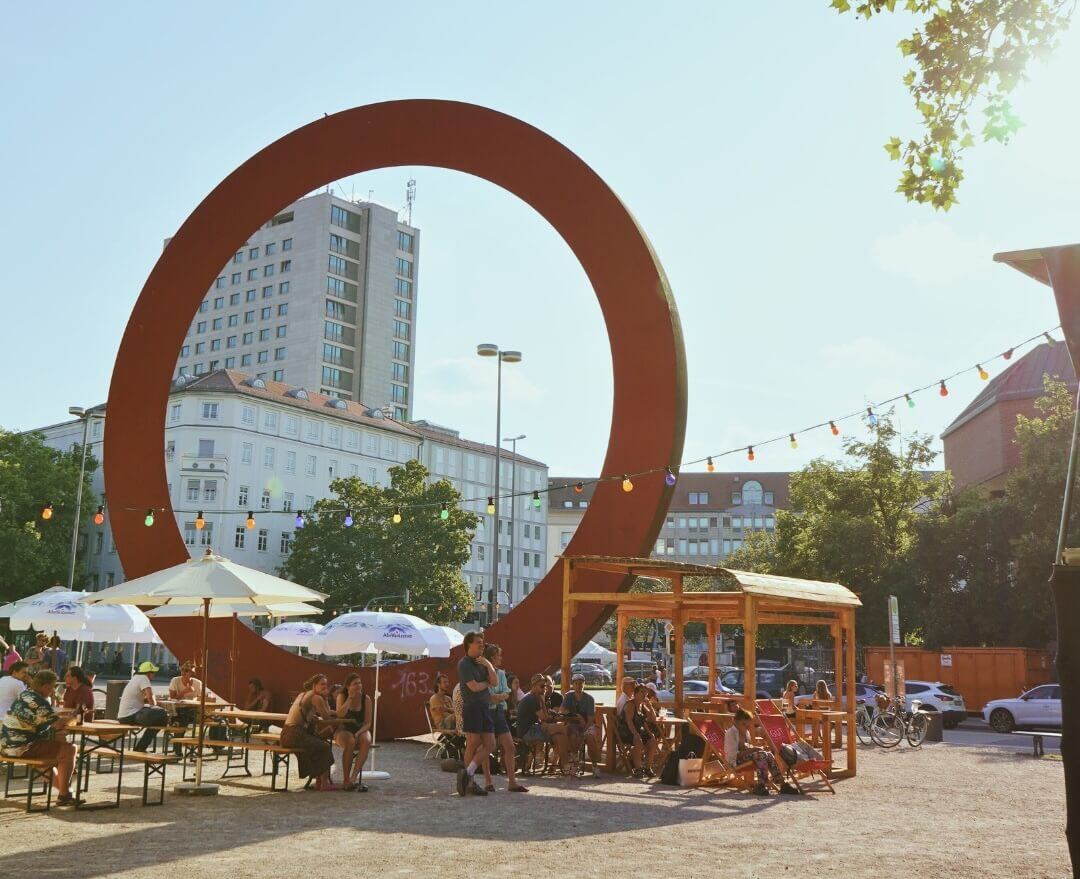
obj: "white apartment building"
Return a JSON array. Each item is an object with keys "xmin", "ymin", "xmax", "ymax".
[
  {"xmin": 410, "ymin": 421, "xmax": 549, "ymax": 610},
  {"xmin": 174, "ymin": 192, "xmax": 419, "ymax": 421}
]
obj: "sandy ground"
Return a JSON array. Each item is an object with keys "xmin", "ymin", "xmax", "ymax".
[{"xmin": 0, "ymin": 738, "xmax": 1067, "ymax": 879}]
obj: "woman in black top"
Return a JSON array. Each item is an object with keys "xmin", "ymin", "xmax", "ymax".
[{"xmin": 335, "ymin": 673, "xmax": 372, "ymax": 791}]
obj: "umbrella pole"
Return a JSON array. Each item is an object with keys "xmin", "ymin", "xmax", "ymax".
[
  {"xmin": 229, "ymin": 612, "xmax": 237, "ymax": 704},
  {"xmin": 370, "ymin": 652, "xmax": 380, "ymax": 771},
  {"xmin": 196, "ymin": 598, "xmax": 209, "ymax": 787}
]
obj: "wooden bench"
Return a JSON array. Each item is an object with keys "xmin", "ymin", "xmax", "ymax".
[
  {"xmin": 124, "ymin": 752, "xmax": 179, "ymax": 805},
  {"xmin": 170, "ymin": 737, "xmax": 301, "ymax": 790},
  {"xmin": 1, "ymin": 755, "xmax": 56, "ymax": 813},
  {"xmin": 1012, "ymin": 730, "xmax": 1062, "ymax": 757}
]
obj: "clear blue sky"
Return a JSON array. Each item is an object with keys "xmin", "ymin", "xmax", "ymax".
[{"xmin": 3, "ymin": 3, "xmax": 1077, "ymax": 476}]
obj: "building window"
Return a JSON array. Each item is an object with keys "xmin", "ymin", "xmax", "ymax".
[
  {"xmin": 391, "ymin": 384, "xmax": 407, "ymax": 403},
  {"xmin": 169, "ymin": 403, "xmax": 182, "ymax": 423},
  {"xmin": 227, "ymin": 335, "xmax": 237, "ymax": 349},
  {"xmin": 397, "ymin": 230, "xmax": 414, "ymax": 253},
  {"xmin": 262, "ymin": 286, "xmax": 273, "ymax": 299},
  {"xmin": 180, "ymin": 345, "xmax": 190, "ymax": 358},
  {"xmin": 257, "ymin": 529, "xmax": 268, "ymax": 552},
  {"xmin": 263, "ymin": 264, "xmax": 274, "ymax": 277},
  {"xmin": 265, "ymin": 242, "xmax": 277, "ymax": 256},
  {"xmin": 225, "ymin": 357, "xmax": 235, "ymax": 368},
  {"xmin": 195, "ymin": 342, "xmax": 206, "ymax": 355},
  {"xmin": 184, "ymin": 523, "xmax": 197, "ymax": 547},
  {"xmin": 186, "ymin": 479, "xmax": 200, "ymax": 502},
  {"xmin": 393, "ymin": 321, "xmax": 410, "ymax": 340},
  {"xmin": 283, "ymin": 492, "xmax": 294, "ymax": 512},
  {"xmin": 394, "ymin": 299, "xmax": 411, "ymax": 319},
  {"xmin": 245, "ymin": 310, "xmax": 255, "ymax": 324},
  {"xmin": 203, "ymin": 480, "xmax": 217, "ymax": 502},
  {"xmin": 263, "ymin": 447, "xmax": 275, "ymax": 468},
  {"xmin": 241, "ymin": 405, "xmax": 255, "ymax": 424},
  {"xmin": 215, "ymin": 277, "xmax": 226, "ymax": 290},
  {"xmin": 228, "ymin": 314, "xmax": 238, "ymax": 327},
  {"xmin": 238, "ymin": 485, "xmax": 249, "ymax": 506},
  {"xmin": 246, "ymin": 289, "xmax": 256, "ymax": 302},
  {"xmin": 305, "ymin": 455, "xmax": 316, "ymax": 476},
  {"xmin": 285, "ymin": 451, "xmax": 296, "ymax": 474},
  {"xmin": 396, "ymin": 257, "xmax": 412, "ymax": 278},
  {"xmin": 200, "ymin": 402, "xmax": 219, "ymax": 422},
  {"xmin": 276, "ymin": 325, "xmax": 287, "ymax": 338},
  {"xmin": 764, "ymin": 491, "xmax": 774, "ymax": 505},
  {"xmin": 392, "ymin": 341, "xmax": 409, "ymax": 361},
  {"xmin": 283, "ymin": 238, "xmax": 292, "ymax": 251},
  {"xmin": 273, "ymin": 369, "xmax": 284, "ymax": 381},
  {"xmin": 249, "ymin": 247, "xmax": 259, "ymax": 259},
  {"xmin": 732, "ymin": 492, "xmax": 742, "ymax": 506},
  {"xmin": 278, "ymin": 303, "xmax": 288, "ymax": 316},
  {"xmin": 247, "ymin": 268, "xmax": 258, "ymax": 281},
  {"xmin": 241, "ymin": 442, "xmax": 253, "ymax": 465},
  {"xmin": 261, "ymin": 489, "xmax": 271, "ymax": 511},
  {"xmin": 234, "ymin": 252, "xmax": 243, "ymax": 264},
  {"xmin": 280, "ymin": 532, "xmax": 293, "ymax": 554},
  {"xmin": 275, "ymin": 347, "xmax": 287, "ymax": 361},
  {"xmin": 264, "ymin": 411, "xmax": 278, "ymax": 430},
  {"xmin": 243, "ymin": 332, "xmax": 253, "ymax": 344},
  {"xmin": 230, "ymin": 292, "xmax": 240, "ymax": 305},
  {"xmin": 214, "ymin": 297, "xmax": 224, "ymax": 310},
  {"xmin": 742, "ymin": 481, "xmax": 763, "ymax": 505},
  {"xmin": 234, "ymin": 527, "xmax": 246, "ymax": 549},
  {"xmin": 241, "ymin": 353, "xmax": 252, "ymax": 367},
  {"xmin": 259, "ymin": 329, "xmax": 270, "ymax": 342}
]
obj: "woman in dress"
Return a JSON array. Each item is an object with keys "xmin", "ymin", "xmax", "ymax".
[
  {"xmin": 335, "ymin": 672, "xmax": 372, "ymax": 791},
  {"xmin": 279, "ymin": 674, "xmax": 341, "ymax": 791}
]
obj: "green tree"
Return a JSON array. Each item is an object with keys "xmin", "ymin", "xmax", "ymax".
[
  {"xmin": 834, "ymin": 0, "xmax": 1075, "ymax": 210},
  {"xmin": 0, "ymin": 429, "xmax": 98, "ymax": 602},
  {"xmin": 726, "ymin": 414, "xmax": 950, "ymax": 643},
  {"xmin": 279, "ymin": 459, "xmax": 474, "ymax": 624}
]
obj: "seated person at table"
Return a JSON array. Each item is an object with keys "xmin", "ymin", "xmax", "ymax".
[
  {"xmin": 336, "ymin": 672, "xmax": 372, "ymax": 791},
  {"xmin": 280, "ymin": 674, "xmax": 345, "ymax": 792},
  {"xmin": 62, "ymin": 666, "xmax": 95, "ymax": 722},
  {"xmin": 168, "ymin": 661, "xmax": 220, "ymax": 728},
  {"xmin": 615, "ymin": 677, "xmax": 637, "ymax": 714},
  {"xmin": 781, "ymin": 680, "xmax": 799, "ymax": 718},
  {"xmin": 516, "ymin": 674, "xmax": 570, "ymax": 774},
  {"xmin": 245, "ymin": 678, "xmax": 271, "ymax": 713},
  {"xmin": 118, "ymin": 661, "xmax": 170, "ymax": 752},
  {"xmin": 543, "ymin": 676, "xmax": 563, "ymax": 710},
  {"xmin": 724, "ymin": 707, "xmax": 796, "ymax": 796},
  {"xmin": 0, "ymin": 670, "xmax": 77, "ymax": 806},
  {"xmin": 429, "ymin": 673, "xmax": 456, "ymax": 731},
  {"xmin": 0, "ymin": 661, "xmax": 31, "ymax": 714},
  {"xmin": 617, "ymin": 684, "xmax": 660, "ymax": 778},
  {"xmin": 562, "ymin": 673, "xmax": 601, "ymax": 772},
  {"xmin": 509, "ymin": 675, "xmax": 524, "ymax": 709}
]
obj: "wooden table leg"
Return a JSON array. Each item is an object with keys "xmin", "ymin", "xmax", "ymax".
[{"xmin": 822, "ymin": 718, "xmax": 833, "ymax": 774}]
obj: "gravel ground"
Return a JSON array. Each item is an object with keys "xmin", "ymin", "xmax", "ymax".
[{"xmin": 0, "ymin": 739, "xmax": 1066, "ymax": 878}]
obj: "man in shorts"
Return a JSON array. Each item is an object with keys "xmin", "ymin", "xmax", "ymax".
[
  {"xmin": 0, "ymin": 670, "xmax": 77, "ymax": 805},
  {"xmin": 562, "ymin": 673, "xmax": 601, "ymax": 774},
  {"xmin": 516, "ymin": 674, "xmax": 570, "ymax": 774},
  {"xmin": 456, "ymin": 631, "xmax": 496, "ymax": 797}
]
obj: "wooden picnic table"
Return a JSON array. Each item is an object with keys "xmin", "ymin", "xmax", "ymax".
[
  {"xmin": 67, "ymin": 721, "xmax": 140, "ymax": 810},
  {"xmin": 212, "ymin": 708, "xmax": 287, "ymax": 723},
  {"xmin": 794, "ymin": 708, "xmax": 847, "ymax": 771}
]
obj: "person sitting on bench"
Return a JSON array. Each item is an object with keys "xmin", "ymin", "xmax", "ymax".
[
  {"xmin": 0, "ymin": 670, "xmax": 77, "ymax": 806},
  {"xmin": 118, "ymin": 662, "xmax": 169, "ymax": 751},
  {"xmin": 517, "ymin": 673, "xmax": 570, "ymax": 775},
  {"xmin": 429, "ymin": 673, "xmax": 456, "ymax": 731},
  {"xmin": 168, "ymin": 661, "xmax": 219, "ymax": 728}
]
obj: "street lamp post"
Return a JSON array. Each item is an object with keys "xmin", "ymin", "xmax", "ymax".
[
  {"xmin": 476, "ymin": 344, "xmax": 522, "ymax": 623},
  {"xmin": 66, "ymin": 406, "xmax": 99, "ymax": 591},
  {"xmin": 503, "ymin": 434, "xmax": 526, "ymax": 618}
]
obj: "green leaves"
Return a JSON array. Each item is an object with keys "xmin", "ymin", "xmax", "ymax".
[
  {"xmin": 836, "ymin": 0, "xmax": 1075, "ymax": 210},
  {"xmin": 279, "ymin": 459, "xmax": 475, "ymax": 623}
]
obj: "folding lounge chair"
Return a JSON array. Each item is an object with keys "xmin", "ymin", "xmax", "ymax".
[
  {"xmin": 686, "ymin": 713, "xmax": 759, "ymax": 790},
  {"xmin": 755, "ymin": 711, "xmax": 835, "ymax": 794}
]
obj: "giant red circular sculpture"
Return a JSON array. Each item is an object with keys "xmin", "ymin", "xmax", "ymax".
[{"xmin": 105, "ymin": 100, "xmax": 686, "ymax": 737}]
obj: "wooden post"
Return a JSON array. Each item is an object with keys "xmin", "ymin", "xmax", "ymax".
[
  {"xmin": 844, "ymin": 608, "xmax": 857, "ymax": 778},
  {"xmin": 743, "ymin": 595, "xmax": 756, "ymax": 709},
  {"xmin": 560, "ymin": 559, "xmax": 573, "ymax": 694},
  {"xmin": 672, "ymin": 574, "xmax": 684, "ymax": 717},
  {"xmin": 706, "ymin": 619, "xmax": 717, "ymax": 698},
  {"xmin": 616, "ymin": 612, "xmax": 626, "ymax": 688},
  {"xmin": 832, "ymin": 620, "xmax": 843, "ymax": 705}
]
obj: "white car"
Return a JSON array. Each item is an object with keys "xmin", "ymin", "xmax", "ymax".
[
  {"xmin": 983, "ymin": 684, "xmax": 1061, "ymax": 733},
  {"xmin": 654, "ymin": 679, "xmax": 736, "ymax": 701},
  {"xmin": 902, "ymin": 681, "xmax": 967, "ymax": 729},
  {"xmin": 793, "ymin": 682, "xmax": 882, "ymax": 711}
]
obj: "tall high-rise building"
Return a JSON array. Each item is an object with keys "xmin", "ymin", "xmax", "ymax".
[{"xmin": 174, "ymin": 192, "xmax": 419, "ymax": 421}]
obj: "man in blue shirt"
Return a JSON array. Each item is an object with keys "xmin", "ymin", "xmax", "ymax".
[
  {"xmin": 562, "ymin": 673, "xmax": 601, "ymax": 774},
  {"xmin": 456, "ymin": 631, "xmax": 496, "ymax": 797}
]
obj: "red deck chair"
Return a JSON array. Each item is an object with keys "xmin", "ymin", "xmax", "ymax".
[
  {"xmin": 755, "ymin": 711, "xmax": 835, "ymax": 794},
  {"xmin": 686, "ymin": 713, "xmax": 758, "ymax": 790}
]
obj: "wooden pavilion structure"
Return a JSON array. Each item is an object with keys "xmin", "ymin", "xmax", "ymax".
[{"xmin": 560, "ymin": 555, "xmax": 863, "ymax": 778}]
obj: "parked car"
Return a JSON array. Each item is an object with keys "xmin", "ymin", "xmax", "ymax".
[
  {"xmin": 983, "ymin": 684, "xmax": 1061, "ymax": 733},
  {"xmin": 719, "ymin": 666, "xmax": 785, "ymax": 699},
  {"xmin": 621, "ymin": 661, "xmax": 661, "ymax": 682},
  {"xmin": 552, "ymin": 663, "xmax": 612, "ymax": 685},
  {"xmin": 654, "ymin": 679, "xmax": 737, "ymax": 701},
  {"xmin": 794, "ymin": 682, "xmax": 882, "ymax": 711},
  {"xmin": 901, "ymin": 681, "xmax": 967, "ymax": 729}
]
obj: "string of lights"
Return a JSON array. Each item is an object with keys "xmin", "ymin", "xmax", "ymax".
[{"xmin": 37, "ymin": 324, "xmax": 1062, "ymax": 529}]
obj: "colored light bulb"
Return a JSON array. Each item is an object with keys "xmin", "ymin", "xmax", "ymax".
[
  {"xmin": 574, "ymin": 482, "xmax": 583, "ymax": 493},
  {"xmin": 144, "ymin": 509, "xmax": 155, "ymax": 527},
  {"xmin": 440, "ymin": 503, "xmax": 449, "ymax": 520},
  {"xmin": 41, "ymin": 503, "xmax": 53, "ymax": 521},
  {"xmin": 866, "ymin": 408, "xmax": 878, "ymax": 427},
  {"xmin": 344, "ymin": 510, "xmax": 353, "ymax": 527},
  {"xmin": 1045, "ymin": 332, "xmax": 1055, "ymax": 345},
  {"xmin": 939, "ymin": 380, "xmax": 948, "ymax": 397},
  {"xmin": 532, "ymin": 490, "xmax": 541, "ymax": 509},
  {"xmin": 295, "ymin": 511, "xmax": 305, "ymax": 528},
  {"xmin": 93, "ymin": 505, "xmax": 105, "ymax": 525},
  {"xmin": 622, "ymin": 475, "xmax": 633, "ymax": 492},
  {"xmin": 246, "ymin": 511, "xmax": 256, "ymax": 529},
  {"xmin": 905, "ymin": 394, "xmax": 915, "ymax": 409},
  {"xmin": 977, "ymin": 364, "xmax": 989, "ymax": 381},
  {"xmin": 195, "ymin": 511, "xmax": 205, "ymax": 530},
  {"xmin": 789, "ymin": 434, "xmax": 797, "ymax": 450},
  {"xmin": 392, "ymin": 508, "xmax": 402, "ymax": 524},
  {"xmin": 664, "ymin": 467, "xmax": 676, "ymax": 486},
  {"xmin": 486, "ymin": 497, "xmax": 495, "ymax": 514},
  {"xmin": 706, "ymin": 456, "xmax": 715, "ymax": 473},
  {"xmin": 829, "ymin": 421, "xmax": 839, "ymax": 436},
  {"xmin": 747, "ymin": 446, "xmax": 755, "ymax": 462}
]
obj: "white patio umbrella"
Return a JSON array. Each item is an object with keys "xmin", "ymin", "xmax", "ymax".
[
  {"xmin": 265, "ymin": 620, "xmax": 324, "ymax": 648},
  {"xmin": 310, "ymin": 611, "xmax": 456, "ymax": 780},
  {"xmin": 87, "ymin": 550, "xmax": 325, "ymax": 795},
  {"xmin": 0, "ymin": 585, "xmax": 68, "ymax": 618}
]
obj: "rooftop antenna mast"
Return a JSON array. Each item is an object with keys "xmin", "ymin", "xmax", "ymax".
[{"xmin": 405, "ymin": 178, "xmax": 417, "ymax": 225}]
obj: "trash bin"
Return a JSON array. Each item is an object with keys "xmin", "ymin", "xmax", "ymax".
[
  {"xmin": 923, "ymin": 710, "xmax": 944, "ymax": 742},
  {"xmin": 104, "ymin": 680, "xmax": 126, "ymax": 720}
]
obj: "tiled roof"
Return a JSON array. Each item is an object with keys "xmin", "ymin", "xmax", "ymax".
[
  {"xmin": 941, "ymin": 343, "xmax": 1077, "ymax": 438},
  {"xmin": 175, "ymin": 370, "xmax": 420, "ymax": 437}
]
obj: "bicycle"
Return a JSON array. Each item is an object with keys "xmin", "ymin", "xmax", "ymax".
[
  {"xmin": 870, "ymin": 696, "xmax": 930, "ymax": 748},
  {"xmin": 854, "ymin": 703, "xmax": 875, "ymax": 745}
]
